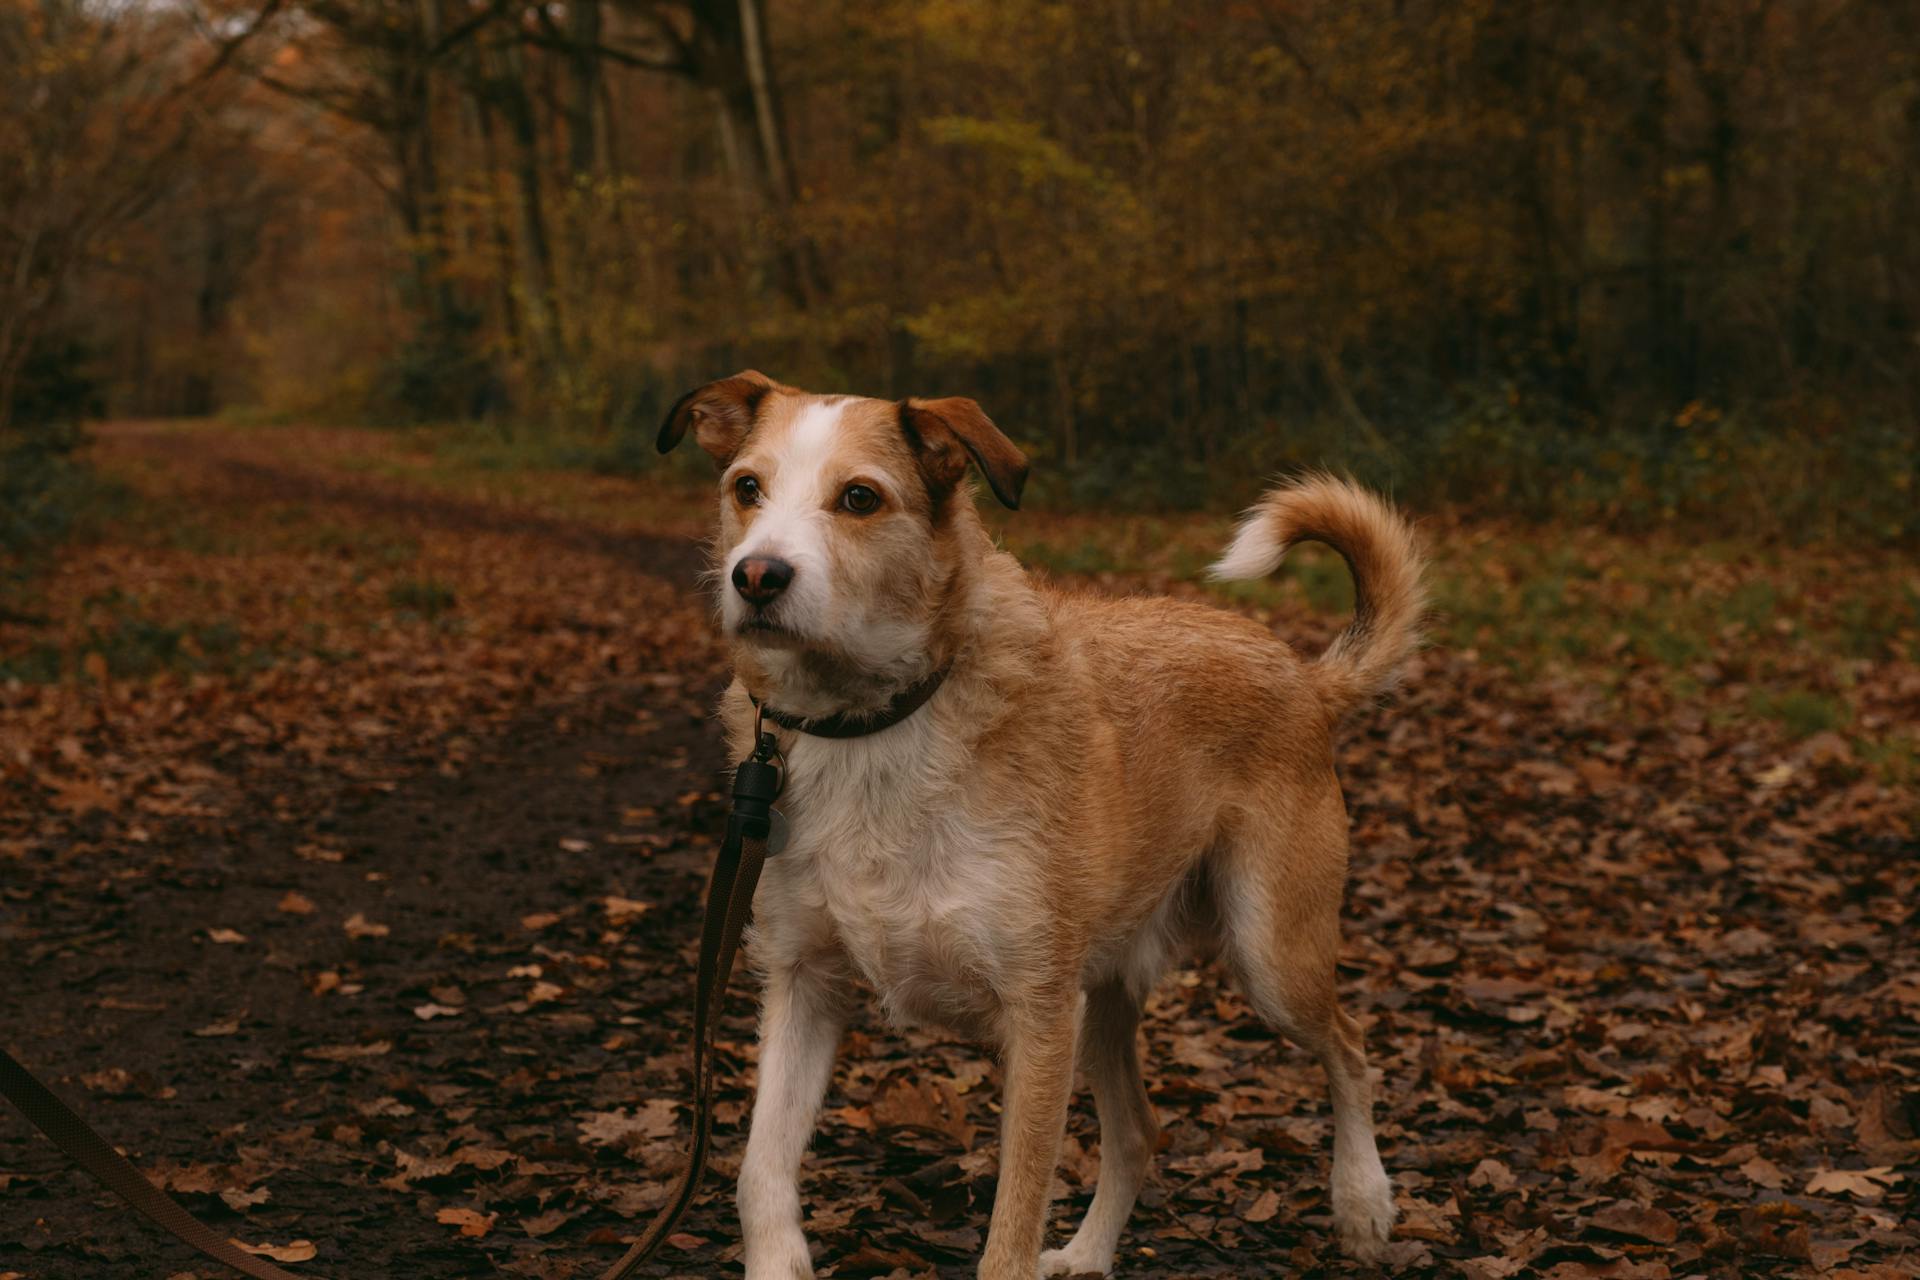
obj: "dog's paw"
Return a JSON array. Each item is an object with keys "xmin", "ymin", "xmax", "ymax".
[
  {"xmin": 1332, "ymin": 1159, "xmax": 1396, "ymax": 1262},
  {"xmin": 1039, "ymin": 1243, "xmax": 1112, "ymax": 1277},
  {"xmin": 741, "ymin": 1230, "xmax": 816, "ymax": 1280}
]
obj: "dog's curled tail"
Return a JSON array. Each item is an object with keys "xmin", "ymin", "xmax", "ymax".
[{"xmin": 1209, "ymin": 474, "xmax": 1427, "ymax": 716}]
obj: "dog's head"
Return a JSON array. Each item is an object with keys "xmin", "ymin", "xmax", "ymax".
[{"xmin": 658, "ymin": 371, "xmax": 1027, "ymax": 691}]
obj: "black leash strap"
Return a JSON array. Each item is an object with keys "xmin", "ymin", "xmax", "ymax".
[{"xmin": 0, "ymin": 732, "xmax": 786, "ymax": 1280}]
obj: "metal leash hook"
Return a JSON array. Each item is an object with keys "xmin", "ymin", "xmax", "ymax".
[{"xmin": 739, "ymin": 703, "xmax": 789, "ymax": 855}]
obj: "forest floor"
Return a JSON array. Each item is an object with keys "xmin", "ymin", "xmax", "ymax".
[{"xmin": 1, "ymin": 419, "xmax": 1916, "ymax": 1279}]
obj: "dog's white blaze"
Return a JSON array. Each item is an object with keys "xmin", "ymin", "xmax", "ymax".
[
  {"xmin": 722, "ymin": 398, "xmax": 848, "ymax": 639},
  {"xmin": 720, "ymin": 396, "xmax": 938, "ymax": 686},
  {"xmin": 786, "ymin": 396, "xmax": 846, "ymax": 462},
  {"xmin": 734, "ymin": 397, "xmax": 846, "ymax": 561}
]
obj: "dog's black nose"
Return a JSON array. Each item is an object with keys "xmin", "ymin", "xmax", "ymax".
[{"xmin": 732, "ymin": 556, "xmax": 794, "ymax": 606}]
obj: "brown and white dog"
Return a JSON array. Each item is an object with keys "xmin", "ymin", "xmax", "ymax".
[{"xmin": 657, "ymin": 372, "xmax": 1424, "ymax": 1279}]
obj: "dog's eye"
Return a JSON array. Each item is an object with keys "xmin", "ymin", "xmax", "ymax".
[
  {"xmin": 734, "ymin": 475, "xmax": 761, "ymax": 506},
  {"xmin": 839, "ymin": 484, "xmax": 880, "ymax": 515}
]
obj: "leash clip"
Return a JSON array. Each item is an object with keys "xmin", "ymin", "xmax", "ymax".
[
  {"xmin": 748, "ymin": 702, "xmax": 785, "ymax": 786},
  {"xmin": 733, "ymin": 705, "xmax": 787, "ymax": 853}
]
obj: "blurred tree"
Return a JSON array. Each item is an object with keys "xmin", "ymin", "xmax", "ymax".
[
  {"xmin": 8, "ymin": 0, "xmax": 1916, "ymax": 527},
  {"xmin": 0, "ymin": 0, "xmax": 267, "ymax": 428}
]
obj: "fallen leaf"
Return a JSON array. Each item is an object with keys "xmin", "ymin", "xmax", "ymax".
[
  {"xmin": 520, "ymin": 1208, "xmax": 571, "ymax": 1238},
  {"xmin": 303, "ymin": 1041, "xmax": 392, "ymax": 1062},
  {"xmin": 1805, "ymin": 1167, "xmax": 1900, "ymax": 1200},
  {"xmin": 603, "ymin": 894, "xmax": 650, "ymax": 924},
  {"xmin": 1467, "ymin": 1158, "xmax": 1517, "ymax": 1192},
  {"xmin": 221, "ymin": 1187, "xmax": 271, "ymax": 1211},
  {"xmin": 870, "ymin": 1073, "xmax": 976, "ymax": 1150},
  {"xmin": 80, "ymin": 1068, "xmax": 137, "ymax": 1093},
  {"xmin": 233, "ymin": 1240, "xmax": 316, "ymax": 1263},
  {"xmin": 343, "ymin": 912, "xmax": 389, "ymax": 939},
  {"xmin": 435, "ymin": 1207, "xmax": 496, "ymax": 1238},
  {"xmin": 579, "ymin": 1100, "xmax": 680, "ymax": 1148},
  {"xmin": 1590, "ymin": 1201, "xmax": 1680, "ymax": 1244},
  {"xmin": 1243, "ymin": 1189, "xmax": 1281, "ymax": 1223},
  {"xmin": 295, "ymin": 844, "xmax": 345, "ymax": 863},
  {"xmin": 1740, "ymin": 1154, "xmax": 1789, "ymax": 1190}
]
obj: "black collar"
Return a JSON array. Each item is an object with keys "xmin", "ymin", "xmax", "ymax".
[{"xmin": 748, "ymin": 665, "xmax": 950, "ymax": 739}]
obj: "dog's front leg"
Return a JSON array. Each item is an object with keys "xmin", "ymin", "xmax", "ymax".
[
  {"xmin": 980, "ymin": 997, "xmax": 1082, "ymax": 1280},
  {"xmin": 739, "ymin": 962, "xmax": 850, "ymax": 1280}
]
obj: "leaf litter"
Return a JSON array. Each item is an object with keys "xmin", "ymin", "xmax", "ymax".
[{"xmin": 0, "ymin": 424, "xmax": 1914, "ymax": 1277}]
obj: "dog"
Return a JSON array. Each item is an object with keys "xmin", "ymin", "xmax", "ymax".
[{"xmin": 656, "ymin": 371, "xmax": 1424, "ymax": 1279}]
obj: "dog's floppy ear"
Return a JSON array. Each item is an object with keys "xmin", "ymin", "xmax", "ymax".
[
  {"xmin": 898, "ymin": 396, "xmax": 1028, "ymax": 510},
  {"xmin": 656, "ymin": 370, "xmax": 777, "ymax": 463}
]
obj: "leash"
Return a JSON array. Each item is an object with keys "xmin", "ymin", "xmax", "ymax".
[
  {"xmin": 595, "ymin": 723, "xmax": 783, "ymax": 1276},
  {"xmin": 0, "ymin": 726, "xmax": 787, "ymax": 1280},
  {"xmin": 0, "ymin": 1047, "xmax": 307, "ymax": 1280}
]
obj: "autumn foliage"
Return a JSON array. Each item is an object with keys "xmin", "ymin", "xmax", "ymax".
[
  {"xmin": 1, "ymin": 422, "xmax": 1915, "ymax": 1278},
  {"xmin": 2, "ymin": 2, "xmax": 1919, "ymax": 1278},
  {"xmin": 3, "ymin": 0, "xmax": 1918, "ymax": 530}
]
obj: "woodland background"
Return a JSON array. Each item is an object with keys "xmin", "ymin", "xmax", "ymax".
[
  {"xmin": 2, "ymin": 3, "xmax": 1918, "ymax": 1278},
  {"xmin": 4, "ymin": 0, "xmax": 1920, "ymax": 534}
]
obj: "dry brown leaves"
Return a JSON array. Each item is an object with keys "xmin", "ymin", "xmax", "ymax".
[{"xmin": 0, "ymin": 423, "xmax": 1914, "ymax": 1278}]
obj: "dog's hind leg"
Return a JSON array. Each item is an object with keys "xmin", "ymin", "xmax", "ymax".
[
  {"xmin": 1216, "ymin": 808, "xmax": 1396, "ymax": 1262},
  {"xmin": 1040, "ymin": 982, "xmax": 1158, "ymax": 1277}
]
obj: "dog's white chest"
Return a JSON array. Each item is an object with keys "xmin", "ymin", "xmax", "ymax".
[{"xmin": 759, "ymin": 731, "xmax": 1022, "ymax": 1036}]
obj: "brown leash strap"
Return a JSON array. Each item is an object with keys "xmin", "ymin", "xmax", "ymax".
[
  {"xmin": 0, "ymin": 734, "xmax": 784, "ymax": 1280},
  {"xmin": 593, "ymin": 761, "xmax": 777, "ymax": 1279},
  {"xmin": 0, "ymin": 1047, "xmax": 305, "ymax": 1280}
]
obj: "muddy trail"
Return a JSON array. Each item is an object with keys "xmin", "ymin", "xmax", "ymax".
[
  {"xmin": 2, "ymin": 424, "xmax": 1916, "ymax": 1279},
  {"xmin": 2, "ymin": 431, "xmax": 751, "ymax": 1277}
]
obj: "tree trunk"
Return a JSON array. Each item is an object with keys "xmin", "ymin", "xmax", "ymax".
[
  {"xmin": 565, "ymin": 0, "xmax": 603, "ymax": 178},
  {"xmin": 484, "ymin": 41, "xmax": 562, "ymax": 373},
  {"xmin": 466, "ymin": 93, "xmax": 524, "ymax": 356},
  {"xmin": 403, "ymin": 0, "xmax": 460, "ymax": 337},
  {"xmin": 1051, "ymin": 347, "xmax": 1078, "ymax": 470},
  {"xmin": 686, "ymin": 0, "xmax": 817, "ymax": 306}
]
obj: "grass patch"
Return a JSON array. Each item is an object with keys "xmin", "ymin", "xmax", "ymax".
[
  {"xmin": 423, "ymin": 419, "xmax": 657, "ymax": 476},
  {"xmin": 1748, "ymin": 688, "xmax": 1852, "ymax": 739},
  {"xmin": 1857, "ymin": 735, "xmax": 1918, "ymax": 789},
  {"xmin": 0, "ymin": 593, "xmax": 268, "ymax": 685},
  {"xmin": 1, "ymin": 424, "xmax": 125, "ymax": 609},
  {"xmin": 387, "ymin": 577, "xmax": 457, "ymax": 621},
  {"xmin": 290, "ymin": 422, "xmax": 714, "ymax": 539},
  {"xmin": 1012, "ymin": 536, "xmax": 1127, "ymax": 577},
  {"xmin": 988, "ymin": 504, "xmax": 1916, "ymax": 728}
]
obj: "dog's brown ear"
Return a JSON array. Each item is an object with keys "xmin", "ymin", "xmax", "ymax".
[
  {"xmin": 898, "ymin": 396, "xmax": 1028, "ymax": 510},
  {"xmin": 657, "ymin": 370, "xmax": 777, "ymax": 463}
]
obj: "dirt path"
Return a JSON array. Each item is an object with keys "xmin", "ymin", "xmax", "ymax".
[
  {"xmin": 4, "ymin": 671, "xmax": 734, "ymax": 1277},
  {"xmin": 2, "ymin": 428, "xmax": 753, "ymax": 1277},
  {"xmin": 2, "ymin": 424, "xmax": 1916, "ymax": 1279}
]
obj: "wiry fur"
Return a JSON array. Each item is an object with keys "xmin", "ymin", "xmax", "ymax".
[
  {"xmin": 659, "ymin": 376, "xmax": 1425, "ymax": 1279},
  {"xmin": 1211, "ymin": 471, "xmax": 1428, "ymax": 714}
]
